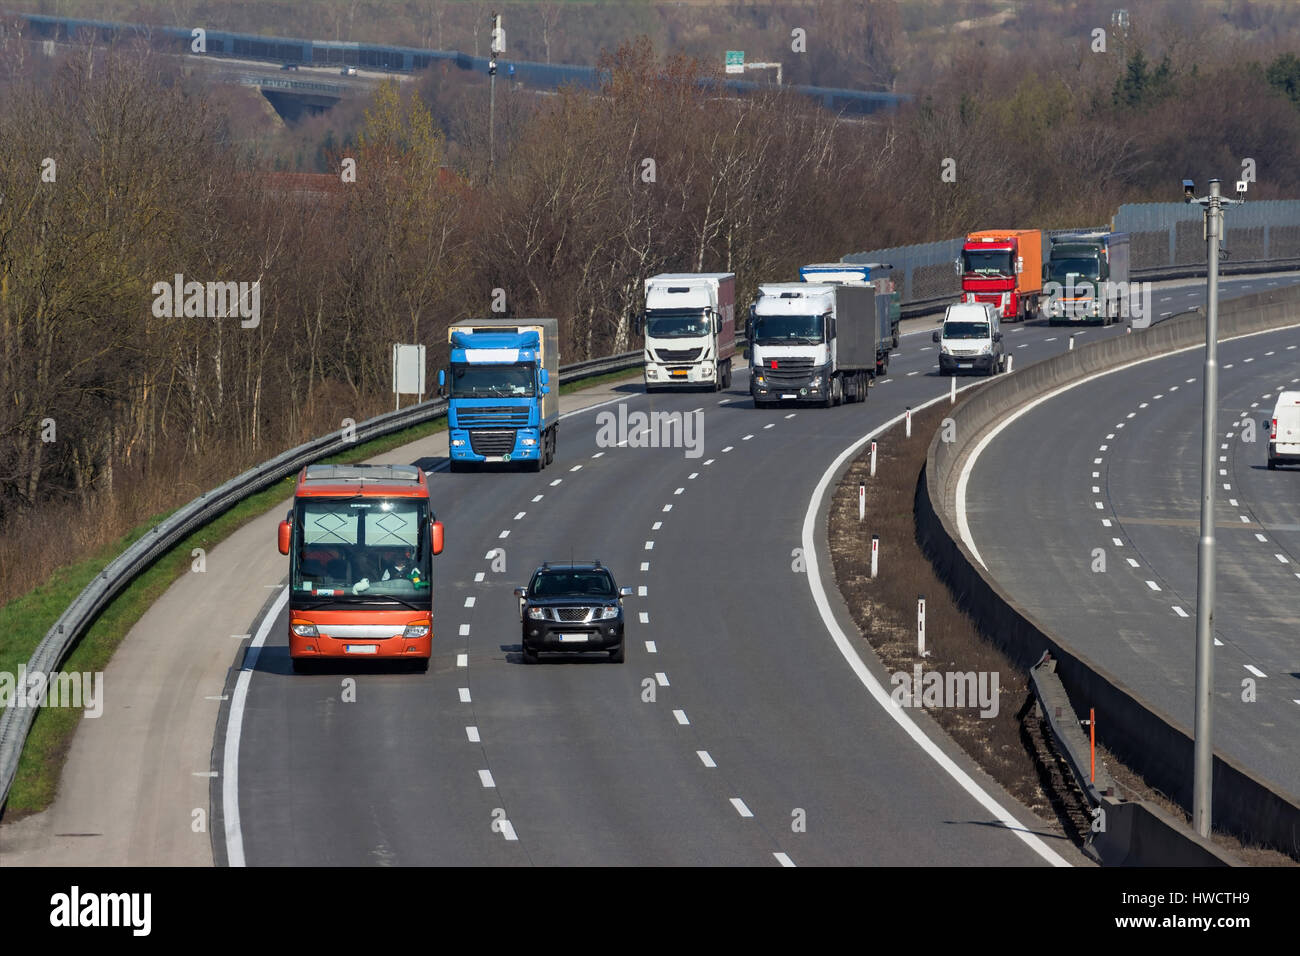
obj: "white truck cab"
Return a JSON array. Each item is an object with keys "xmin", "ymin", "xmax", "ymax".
[
  {"xmin": 1266, "ymin": 390, "xmax": 1300, "ymax": 469},
  {"xmin": 933, "ymin": 302, "xmax": 1004, "ymax": 376}
]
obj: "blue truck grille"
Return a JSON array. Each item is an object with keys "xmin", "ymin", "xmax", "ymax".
[
  {"xmin": 761, "ymin": 357, "xmax": 815, "ymax": 387},
  {"xmin": 456, "ymin": 406, "xmax": 530, "ymax": 427},
  {"xmin": 469, "ymin": 429, "xmax": 517, "ymax": 456}
]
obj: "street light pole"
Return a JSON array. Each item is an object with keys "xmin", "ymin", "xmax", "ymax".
[
  {"xmin": 1184, "ymin": 176, "xmax": 1244, "ymax": 837},
  {"xmin": 488, "ymin": 11, "xmax": 504, "ymax": 174}
]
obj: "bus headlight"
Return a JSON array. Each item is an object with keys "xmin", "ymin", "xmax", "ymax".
[
  {"xmin": 403, "ymin": 624, "xmax": 430, "ymax": 639},
  {"xmin": 291, "ymin": 622, "xmax": 318, "ymax": 638}
]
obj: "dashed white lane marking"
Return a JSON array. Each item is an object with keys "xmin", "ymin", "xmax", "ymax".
[
  {"xmin": 1102, "ymin": 519, "xmax": 1113, "ymax": 528},
  {"xmin": 474, "ymin": 572, "xmax": 485, "ymax": 582},
  {"xmin": 459, "ymin": 688, "xmax": 472, "ymax": 703},
  {"xmin": 514, "ymin": 511, "xmax": 526, "ymax": 520},
  {"xmin": 638, "ymin": 585, "xmax": 648, "ymax": 597},
  {"xmin": 1045, "ymin": 337, "xmax": 1057, "ymax": 342},
  {"xmin": 1106, "ymin": 433, "xmax": 1115, "ymax": 439},
  {"xmin": 639, "ymin": 612, "xmax": 650, "ymax": 624},
  {"xmin": 1244, "ymin": 357, "xmax": 1255, "ymax": 363},
  {"xmin": 774, "ymin": 852, "xmax": 796, "ymax": 867},
  {"xmin": 1095, "ymin": 502, "xmax": 1104, "ymax": 510},
  {"xmin": 697, "ymin": 751, "xmax": 717, "ymax": 768},
  {"xmin": 464, "ymin": 596, "xmax": 476, "ymax": 608},
  {"xmin": 479, "ymin": 770, "xmax": 496, "ymax": 788},
  {"xmin": 1219, "ymin": 469, "xmax": 1227, "ymax": 476},
  {"xmin": 1187, "ymin": 378, "xmax": 1196, "ymax": 382},
  {"xmin": 1153, "ymin": 395, "xmax": 1163, "ymax": 400},
  {"xmin": 645, "ymin": 540, "xmax": 655, "ymax": 550},
  {"xmin": 764, "ymin": 423, "xmax": 775, "ymax": 429},
  {"xmin": 1127, "ymin": 558, "xmax": 1140, "ymax": 568},
  {"xmin": 645, "ymin": 641, "xmax": 657, "ymax": 653},
  {"xmin": 1161, "ymin": 312, "xmax": 1172, "ymax": 318},
  {"xmin": 730, "ymin": 798, "xmax": 754, "ymax": 818},
  {"xmin": 704, "ymin": 458, "xmax": 715, "ymax": 466},
  {"xmin": 1256, "ymin": 533, "xmax": 1268, "ymax": 543},
  {"xmin": 640, "ymin": 562, "xmax": 650, "ymax": 571},
  {"xmin": 498, "ymin": 530, "xmax": 510, "ymax": 539},
  {"xmin": 1170, "ymin": 386, "xmax": 1179, "ymax": 392},
  {"xmin": 1266, "ymin": 351, "xmax": 1275, "ymax": 357},
  {"xmin": 591, "ymin": 452, "xmax": 604, "ymax": 459},
  {"xmin": 688, "ymin": 472, "xmax": 699, "ymax": 479},
  {"xmin": 1127, "ymin": 413, "xmax": 1136, "ymax": 419},
  {"xmin": 1139, "ymin": 402, "xmax": 1148, "ymax": 408},
  {"xmin": 1093, "ymin": 471, "xmax": 1100, "ymax": 478},
  {"xmin": 717, "ymin": 398, "xmax": 729, "ymax": 404},
  {"xmin": 675, "ymin": 487, "xmax": 685, "ymax": 495},
  {"xmin": 1172, "ymin": 606, "xmax": 1188, "ymax": 618},
  {"xmin": 457, "ymin": 653, "xmax": 468, "ymax": 667},
  {"xmin": 1112, "ymin": 537, "xmax": 1123, "ymax": 546},
  {"xmin": 743, "ymin": 434, "xmax": 754, "ymax": 441},
  {"xmin": 1224, "ymin": 484, "xmax": 1232, "ymax": 491},
  {"xmin": 1146, "ymin": 580, "xmax": 1161, "ymax": 591},
  {"xmin": 1093, "ymin": 486, "xmax": 1101, "ymax": 493},
  {"xmin": 655, "ymin": 672, "xmax": 670, "ymax": 686},
  {"xmin": 663, "ymin": 504, "xmax": 673, "ymax": 512},
  {"xmin": 1245, "ymin": 664, "xmax": 1267, "ymax": 678},
  {"xmin": 550, "ymin": 478, "xmax": 562, "ymax": 486},
  {"xmin": 483, "ymin": 551, "xmax": 496, "ymax": 560},
  {"xmin": 1240, "ymin": 516, "xmax": 1250, "ymax": 523},
  {"xmin": 673, "ymin": 709, "xmax": 689, "ymax": 725},
  {"xmin": 1095, "ymin": 457, "xmax": 1104, "ymax": 464},
  {"xmin": 1017, "ymin": 344, "xmax": 1029, "ymax": 349},
  {"xmin": 908, "ymin": 369, "xmax": 922, "ymax": 374},
  {"xmin": 1219, "ymin": 456, "xmax": 1227, "ymax": 462},
  {"xmin": 785, "ymin": 413, "xmax": 796, "ymax": 419},
  {"xmin": 570, "ymin": 464, "xmax": 582, "ymax": 472},
  {"xmin": 1224, "ymin": 364, "xmax": 1234, "ymax": 369},
  {"xmin": 500, "ymin": 820, "xmax": 518, "ymax": 841},
  {"xmin": 1275, "ymin": 554, "xmax": 1289, "ymax": 564},
  {"xmin": 1099, "ymin": 444, "xmax": 1109, "ymax": 451},
  {"xmin": 652, "ymin": 521, "xmax": 663, "ymax": 530},
  {"xmin": 465, "ymin": 726, "xmax": 481, "ymax": 743},
  {"xmin": 722, "ymin": 446, "xmax": 734, "ymax": 453}
]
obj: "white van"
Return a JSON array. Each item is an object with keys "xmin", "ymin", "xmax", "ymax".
[
  {"xmin": 933, "ymin": 302, "xmax": 1004, "ymax": 376},
  {"xmin": 1267, "ymin": 390, "xmax": 1300, "ymax": 470}
]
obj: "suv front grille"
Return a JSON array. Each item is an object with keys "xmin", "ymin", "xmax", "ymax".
[
  {"xmin": 469, "ymin": 429, "xmax": 517, "ymax": 456},
  {"xmin": 554, "ymin": 607, "xmax": 593, "ymax": 623},
  {"xmin": 656, "ymin": 347, "xmax": 703, "ymax": 362}
]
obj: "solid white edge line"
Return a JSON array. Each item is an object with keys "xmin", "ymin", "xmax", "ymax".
[
  {"xmin": 955, "ymin": 321, "xmax": 1300, "ymax": 568},
  {"xmin": 223, "ymin": 585, "xmax": 290, "ymax": 867},
  {"xmin": 802, "ymin": 389, "xmax": 1070, "ymax": 867}
]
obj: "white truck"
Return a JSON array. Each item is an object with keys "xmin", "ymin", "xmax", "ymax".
[
  {"xmin": 637, "ymin": 273, "xmax": 736, "ymax": 392},
  {"xmin": 746, "ymin": 283, "xmax": 876, "ymax": 408}
]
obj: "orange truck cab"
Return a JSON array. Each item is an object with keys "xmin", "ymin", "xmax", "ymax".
[{"xmin": 277, "ymin": 464, "xmax": 444, "ymax": 673}]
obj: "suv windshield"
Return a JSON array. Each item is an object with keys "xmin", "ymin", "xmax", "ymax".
[
  {"xmin": 752, "ymin": 314, "xmax": 824, "ymax": 345},
  {"xmin": 291, "ymin": 497, "xmax": 431, "ymax": 603},
  {"xmin": 530, "ymin": 569, "xmax": 615, "ymax": 598},
  {"xmin": 943, "ymin": 321, "xmax": 991, "ymax": 339},
  {"xmin": 645, "ymin": 310, "xmax": 710, "ymax": 338},
  {"xmin": 450, "ymin": 362, "xmax": 535, "ymax": 398}
]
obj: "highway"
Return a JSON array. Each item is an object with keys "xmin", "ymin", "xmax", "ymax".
[
  {"xmin": 962, "ymin": 284, "xmax": 1300, "ymax": 800},
  {"xmin": 221, "ymin": 274, "xmax": 1299, "ymax": 866}
]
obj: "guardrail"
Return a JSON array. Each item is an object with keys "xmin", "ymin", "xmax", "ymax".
[
  {"xmin": 917, "ymin": 285, "xmax": 1300, "ymax": 860},
  {"xmin": 0, "ymin": 349, "xmax": 641, "ymax": 810}
]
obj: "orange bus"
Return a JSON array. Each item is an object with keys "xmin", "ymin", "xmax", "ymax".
[{"xmin": 277, "ymin": 464, "xmax": 444, "ymax": 673}]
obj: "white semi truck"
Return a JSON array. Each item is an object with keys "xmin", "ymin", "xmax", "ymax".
[
  {"xmin": 637, "ymin": 273, "xmax": 736, "ymax": 392},
  {"xmin": 746, "ymin": 283, "xmax": 877, "ymax": 408}
]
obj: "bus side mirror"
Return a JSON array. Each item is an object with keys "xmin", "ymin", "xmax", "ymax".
[
  {"xmin": 278, "ymin": 520, "xmax": 291, "ymax": 555},
  {"xmin": 431, "ymin": 521, "xmax": 444, "ymax": 556}
]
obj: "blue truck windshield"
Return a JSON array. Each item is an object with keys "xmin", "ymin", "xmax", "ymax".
[
  {"xmin": 646, "ymin": 310, "xmax": 710, "ymax": 338},
  {"xmin": 752, "ymin": 315, "xmax": 824, "ymax": 345},
  {"xmin": 962, "ymin": 250, "xmax": 1014, "ymax": 276},
  {"xmin": 450, "ymin": 362, "xmax": 536, "ymax": 398},
  {"xmin": 291, "ymin": 498, "xmax": 431, "ymax": 603}
]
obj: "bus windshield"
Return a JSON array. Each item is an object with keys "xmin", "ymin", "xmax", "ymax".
[{"xmin": 291, "ymin": 497, "xmax": 431, "ymax": 603}]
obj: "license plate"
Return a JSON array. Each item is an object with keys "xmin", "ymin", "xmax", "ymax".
[
  {"xmin": 345, "ymin": 644, "xmax": 378, "ymax": 654},
  {"xmin": 484, "ymin": 455, "xmax": 505, "ymax": 462},
  {"xmin": 781, "ymin": 393, "xmax": 796, "ymax": 400},
  {"xmin": 557, "ymin": 634, "xmax": 588, "ymax": 643},
  {"xmin": 670, "ymin": 369, "xmax": 688, "ymax": 377},
  {"xmin": 958, "ymin": 363, "xmax": 973, "ymax": 368}
]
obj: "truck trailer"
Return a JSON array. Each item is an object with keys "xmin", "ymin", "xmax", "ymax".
[
  {"xmin": 957, "ymin": 229, "xmax": 1043, "ymax": 322},
  {"xmin": 799, "ymin": 262, "xmax": 900, "ymax": 374},
  {"xmin": 1042, "ymin": 231, "xmax": 1131, "ymax": 326},
  {"xmin": 441, "ymin": 318, "xmax": 559, "ymax": 472},
  {"xmin": 638, "ymin": 273, "xmax": 736, "ymax": 391},
  {"xmin": 747, "ymin": 282, "xmax": 876, "ymax": 408}
]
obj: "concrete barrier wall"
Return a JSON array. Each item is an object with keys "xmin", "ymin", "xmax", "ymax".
[{"xmin": 918, "ymin": 286, "xmax": 1300, "ymax": 860}]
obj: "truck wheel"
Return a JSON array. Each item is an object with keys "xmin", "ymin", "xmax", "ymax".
[
  {"xmin": 522, "ymin": 645, "xmax": 539, "ymax": 665},
  {"xmin": 1268, "ymin": 458, "xmax": 1277, "ymax": 471},
  {"xmin": 723, "ymin": 361, "xmax": 732, "ymax": 389},
  {"xmin": 833, "ymin": 377, "xmax": 844, "ymax": 406},
  {"xmin": 544, "ymin": 430, "xmax": 556, "ymax": 466}
]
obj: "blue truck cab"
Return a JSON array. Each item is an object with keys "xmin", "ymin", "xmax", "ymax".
[{"xmin": 441, "ymin": 318, "xmax": 560, "ymax": 472}]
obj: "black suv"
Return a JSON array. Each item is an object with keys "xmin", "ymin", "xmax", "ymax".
[{"xmin": 515, "ymin": 562, "xmax": 633, "ymax": 663}]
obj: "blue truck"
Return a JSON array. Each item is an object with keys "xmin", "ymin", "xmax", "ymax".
[
  {"xmin": 798, "ymin": 262, "xmax": 901, "ymax": 375},
  {"xmin": 440, "ymin": 318, "xmax": 560, "ymax": 472}
]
